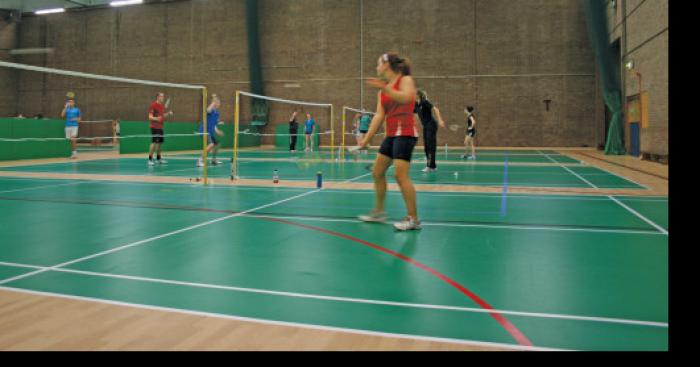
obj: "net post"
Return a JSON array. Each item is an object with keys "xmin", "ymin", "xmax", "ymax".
[
  {"xmin": 202, "ymin": 87, "xmax": 209, "ymax": 185},
  {"xmin": 341, "ymin": 106, "xmax": 347, "ymax": 160},
  {"xmin": 330, "ymin": 105, "xmax": 335, "ymax": 160},
  {"xmin": 112, "ymin": 120, "xmax": 117, "ymax": 146},
  {"xmin": 232, "ymin": 91, "xmax": 240, "ymax": 180}
]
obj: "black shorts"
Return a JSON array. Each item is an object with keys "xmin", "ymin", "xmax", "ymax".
[
  {"xmin": 379, "ymin": 136, "xmax": 418, "ymax": 162},
  {"xmin": 359, "ymin": 130, "xmax": 368, "ymax": 134},
  {"xmin": 467, "ymin": 128, "xmax": 476, "ymax": 138},
  {"xmin": 151, "ymin": 128, "xmax": 164, "ymax": 143},
  {"xmin": 207, "ymin": 134, "xmax": 218, "ymax": 145}
]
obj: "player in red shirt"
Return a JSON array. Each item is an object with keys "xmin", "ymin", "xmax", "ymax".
[
  {"xmin": 355, "ymin": 52, "xmax": 421, "ymax": 231},
  {"xmin": 148, "ymin": 92, "xmax": 173, "ymax": 166}
]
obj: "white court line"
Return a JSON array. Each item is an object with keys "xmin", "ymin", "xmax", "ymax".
[
  {"xmin": 0, "ymin": 181, "xmax": 87, "ymax": 195},
  {"xmin": 572, "ymin": 155, "xmax": 651, "ymax": 190},
  {"xmin": 0, "ymin": 262, "xmax": 667, "ymax": 329},
  {"xmin": 246, "ymin": 214, "xmax": 666, "ymax": 236},
  {"xmin": 0, "ymin": 172, "xmax": 371, "ymax": 286},
  {"xmin": 0, "ymin": 286, "xmax": 561, "ymax": 351},
  {"xmin": 540, "ymin": 151, "xmax": 599, "ymax": 189},
  {"xmin": 552, "ymin": 151, "xmax": 651, "ymax": 190},
  {"xmin": 608, "ymin": 196, "xmax": 668, "ymax": 236}
]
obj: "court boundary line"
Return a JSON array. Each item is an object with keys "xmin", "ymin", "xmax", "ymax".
[
  {"xmin": 0, "ymin": 286, "xmax": 562, "ymax": 351},
  {"xmin": 608, "ymin": 196, "xmax": 668, "ymax": 236},
  {"xmin": 0, "ymin": 172, "xmax": 372, "ymax": 286},
  {"xmin": 0, "ymin": 261, "xmax": 667, "ymax": 329},
  {"xmin": 247, "ymin": 214, "xmax": 667, "ymax": 236},
  {"xmin": 0, "ymin": 181, "xmax": 87, "ymax": 194},
  {"xmin": 569, "ymin": 153, "xmax": 651, "ymax": 190},
  {"xmin": 575, "ymin": 152, "xmax": 667, "ymax": 181},
  {"xmin": 540, "ymin": 151, "xmax": 599, "ymax": 189}
]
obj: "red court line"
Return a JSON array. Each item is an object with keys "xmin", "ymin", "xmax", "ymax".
[{"xmin": 262, "ymin": 217, "xmax": 534, "ymax": 347}]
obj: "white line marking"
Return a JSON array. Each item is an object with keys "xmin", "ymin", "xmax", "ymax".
[
  {"xmin": 0, "ymin": 286, "xmax": 561, "ymax": 351},
  {"xmin": 0, "ymin": 172, "xmax": 372, "ymax": 286},
  {"xmin": 0, "ymin": 181, "xmax": 87, "ymax": 194},
  {"xmin": 245, "ymin": 214, "xmax": 666, "ymax": 236},
  {"xmin": 608, "ymin": 196, "xmax": 668, "ymax": 235},
  {"xmin": 540, "ymin": 150, "xmax": 599, "ymax": 189},
  {"xmin": 0, "ymin": 262, "xmax": 667, "ymax": 329},
  {"xmin": 574, "ymin": 156, "xmax": 651, "ymax": 190}
]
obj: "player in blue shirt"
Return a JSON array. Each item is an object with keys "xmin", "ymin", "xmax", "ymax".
[
  {"xmin": 197, "ymin": 94, "xmax": 225, "ymax": 167},
  {"xmin": 304, "ymin": 113, "xmax": 315, "ymax": 152},
  {"xmin": 61, "ymin": 97, "xmax": 81, "ymax": 159}
]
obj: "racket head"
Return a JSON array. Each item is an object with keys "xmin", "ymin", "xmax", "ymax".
[
  {"xmin": 449, "ymin": 124, "xmax": 460, "ymax": 132},
  {"xmin": 164, "ymin": 98, "xmax": 171, "ymax": 109}
]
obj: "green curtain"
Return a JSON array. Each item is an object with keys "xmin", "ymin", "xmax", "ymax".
[
  {"xmin": 583, "ymin": 0, "xmax": 625, "ymax": 155},
  {"xmin": 246, "ymin": 0, "xmax": 268, "ymax": 126}
]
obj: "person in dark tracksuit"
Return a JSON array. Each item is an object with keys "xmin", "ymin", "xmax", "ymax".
[
  {"xmin": 414, "ymin": 89, "xmax": 445, "ymax": 172},
  {"xmin": 289, "ymin": 110, "xmax": 299, "ymax": 152}
]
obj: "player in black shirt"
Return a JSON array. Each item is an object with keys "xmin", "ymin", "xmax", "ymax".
[
  {"xmin": 461, "ymin": 106, "xmax": 477, "ymax": 160},
  {"xmin": 289, "ymin": 110, "xmax": 299, "ymax": 152},
  {"xmin": 414, "ymin": 90, "xmax": 445, "ymax": 172}
]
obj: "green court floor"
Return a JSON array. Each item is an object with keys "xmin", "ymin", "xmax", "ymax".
[{"xmin": 0, "ymin": 177, "xmax": 668, "ymax": 350}]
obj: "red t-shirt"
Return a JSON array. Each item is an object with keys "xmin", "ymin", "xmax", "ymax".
[
  {"xmin": 149, "ymin": 101, "xmax": 165, "ymax": 129},
  {"xmin": 381, "ymin": 76, "xmax": 418, "ymax": 137}
]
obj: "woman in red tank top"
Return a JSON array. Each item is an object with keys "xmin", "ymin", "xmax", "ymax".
[{"xmin": 354, "ymin": 52, "xmax": 421, "ymax": 231}]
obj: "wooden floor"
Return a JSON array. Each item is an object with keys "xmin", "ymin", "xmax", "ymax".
[
  {"xmin": 0, "ymin": 290, "xmax": 508, "ymax": 351},
  {"xmin": 0, "ymin": 147, "xmax": 668, "ymax": 351}
]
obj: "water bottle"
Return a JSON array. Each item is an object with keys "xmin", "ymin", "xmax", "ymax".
[
  {"xmin": 273, "ymin": 169, "xmax": 279, "ymax": 184},
  {"xmin": 316, "ymin": 171, "xmax": 323, "ymax": 188}
]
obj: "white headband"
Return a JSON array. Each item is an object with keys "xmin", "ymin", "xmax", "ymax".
[{"xmin": 382, "ymin": 54, "xmax": 389, "ymax": 62}]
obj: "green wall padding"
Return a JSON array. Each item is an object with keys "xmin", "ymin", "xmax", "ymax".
[{"xmin": 0, "ymin": 118, "xmax": 71, "ymax": 161}]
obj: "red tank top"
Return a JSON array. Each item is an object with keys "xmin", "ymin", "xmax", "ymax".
[{"xmin": 381, "ymin": 76, "xmax": 418, "ymax": 137}]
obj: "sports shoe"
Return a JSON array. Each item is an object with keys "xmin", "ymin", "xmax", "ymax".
[
  {"xmin": 70, "ymin": 152, "xmax": 77, "ymax": 159},
  {"xmin": 157, "ymin": 159, "xmax": 168, "ymax": 164},
  {"xmin": 211, "ymin": 159, "xmax": 222, "ymax": 165},
  {"xmin": 468, "ymin": 155, "xmax": 475, "ymax": 160},
  {"xmin": 148, "ymin": 159, "xmax": 155, "ymax": 166},
  {"xmin": 197, "ymin": 159, "xmax": 204, "ymax": 167},
  {"xmin": 358, "ymin": 211, "xmax": 388, "ymax": 223},
  {"xmin": 394, "ymin": 216, "xmax": 422, "ymax": 231}
]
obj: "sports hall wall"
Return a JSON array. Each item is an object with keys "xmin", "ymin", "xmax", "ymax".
[
  {"xmin": 1, "ymin": 0, "xmax": 655, "ymax": 149},
  {"xmin": 607, "ymin": 0, "xmax": 668, "ymax": 158}
]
